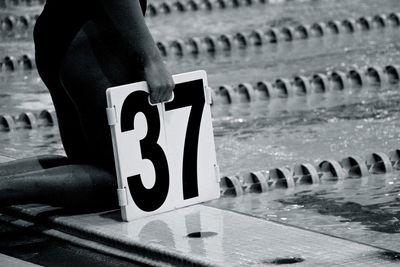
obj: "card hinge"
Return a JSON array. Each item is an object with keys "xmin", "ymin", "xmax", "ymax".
[
  {"xmin": 117, "ymin": 188, "xmax": 128, "ymax": 207},
  {"xmin": 205, "ymin": 86, "xmax": 213, "ymax": 105},
  {"xmin": 214, "ymin": 164, "xmax": 221, "ymax": 183},
  {"xmin": 106, "ymin": 106, "xmax": 118, "ymax": 126}
]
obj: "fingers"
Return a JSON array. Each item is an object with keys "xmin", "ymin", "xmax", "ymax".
[
  {"xmin": 143, "ymin": 59, "xmax": 175, "ymax": 104},
  {"xmin": 149, "ymin": 78, "xmax": 175, "ymax": 104},
  {"xmin": 160, "ymin": 78, "xmax": 175, "ymax": 101}
]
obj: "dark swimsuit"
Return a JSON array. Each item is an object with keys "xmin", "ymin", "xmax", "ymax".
[
  {"xmin": 33, "ymin": 0, "xmax": 147, "ymax": 168},
  {"xmin": 34, "ymin": 0, "xmax": 147, "ymax": 86}
]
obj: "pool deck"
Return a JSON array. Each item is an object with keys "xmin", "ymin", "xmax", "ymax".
[
  {"xmin": 1, "ymin": 203, "xmax": 400, "ymax": 266},
  {"xmin": 0, "ymin": 155, "xmax": 399, "ymax": 266},
  {"xmin": 0, "ymin": 253, "xmax": 39, "ymax": 267}
]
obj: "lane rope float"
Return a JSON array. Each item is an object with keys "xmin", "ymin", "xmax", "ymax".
[
  {"xmin": 0, "ymin": 54, "xmax": 35, "ymax": 71},
  {"xmin": 0, "ymin": 109, "xmax": 56, "ymax": 131}
]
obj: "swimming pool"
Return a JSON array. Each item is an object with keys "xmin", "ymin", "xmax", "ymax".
[{"xmin": 1, "ymin": 0, "xmax": 400, "ymax": 258}]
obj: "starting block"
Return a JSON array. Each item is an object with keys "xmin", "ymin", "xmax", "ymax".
[{"xmin": 106, "ymin": 70, "xmax": 220, "ymax": 221}]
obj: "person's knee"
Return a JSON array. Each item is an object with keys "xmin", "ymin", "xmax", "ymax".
[{"xmin": 37, "ymin": 155, "xmax": 70, "ymax": 169}]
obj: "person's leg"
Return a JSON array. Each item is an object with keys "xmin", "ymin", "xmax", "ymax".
[
  {"xmin": 0, "ymin": 20, "xmax": 142, "ymax": 209},
  {"xmin": 0, "ymin": 155, "xmax": 69, "ymax": 177},
  {"xmin": 36, "ymin": 56, "xmax": 91, "ymax": 164},
  {"xmin": 58, "ymin": 20, "xmax": 144, "ymax": 170},
  {"xmin": 0, "ymin": 164, "xmax": 117, "ymax": 210}
]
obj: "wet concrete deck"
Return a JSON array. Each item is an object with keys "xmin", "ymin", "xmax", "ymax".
[
  {"xmin": 0, "ymin": 253, "xmax": 39, "ymax": 267},
  {"xmin": 1, "ymin": 203, "xmax": 400, "ymax": 266},
  {"xmin": 0, "ymin": 155, "xmax": 35, "ymax": 266}
]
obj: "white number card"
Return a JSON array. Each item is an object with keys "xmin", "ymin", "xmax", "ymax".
[{"xmin": 106, "ymin": 70, "xmax": 220, "ymax": 221}]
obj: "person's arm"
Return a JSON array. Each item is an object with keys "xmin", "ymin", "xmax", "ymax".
[{"xmin": 99, "ymin": 0, "xmax": 174, "ymax": 103}]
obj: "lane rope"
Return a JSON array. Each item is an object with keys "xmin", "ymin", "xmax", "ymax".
[
  {"xmin": 0, "ymin": 0, "xmax": 319, "ymax": 17},
  {"xmin": 0, "ymin": 64, "xmax": 398, "ymax": 131},
  {"xmin": 220, "ymin": 149, "xmax": 400, "ymax": 197},
  {"xmin": 0, "ymin": 12, "xmax": 399, "ymax": 64},
  {"xmin": 157, "ymin": 12, "xmax": 400, "ymax": 57},
  {"xmin": 212, "ymin": 64, "xmax": 399, "ymax": 104}
]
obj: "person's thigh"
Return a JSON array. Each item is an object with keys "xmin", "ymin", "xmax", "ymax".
[
  {"xmin": 36, "ymin": 57, "xmax": 90, "ymax": 163},
  {"xmin": 59, "ymin": 21, "xmax": 143, "ymax": 169}
]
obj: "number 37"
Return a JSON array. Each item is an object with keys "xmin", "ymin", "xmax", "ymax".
[{"xmin": 119, "ymin": 79, "xmax": 206, "ymax": 212}]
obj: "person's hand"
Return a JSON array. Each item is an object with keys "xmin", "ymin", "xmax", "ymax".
[{"xmin": 143, "ymin": 60, "xmax": 175, "ymax": 104}]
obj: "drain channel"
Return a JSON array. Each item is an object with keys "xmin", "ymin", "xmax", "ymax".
[{"xmin": 263, "ymin": 257, "xmax": 305, "ymax": 265}]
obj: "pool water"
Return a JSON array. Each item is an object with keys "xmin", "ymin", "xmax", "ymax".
[
  {"xmin": 214, "ymin": 83, "xmax": 400, "ymax": 175},
  {"xmin": 0, "ymin": 0, "xmax": 400, "ymax": 255}
]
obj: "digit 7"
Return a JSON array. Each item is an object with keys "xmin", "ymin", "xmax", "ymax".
[{"xmin": 165, "ymin": 79, "xmax": 205, "ymax": 200}]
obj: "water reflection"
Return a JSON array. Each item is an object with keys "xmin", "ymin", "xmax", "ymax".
[
  {"xmin": 279, "ymin": 191, "xmax": 400, "ymax": 234},
  {"xmin": 130, "ymin": 207, "xmax": 225, "ymax": 263},
  {"xmin": 0, "ymin": 127, "xmax": 64, "ymax": 158},
  {"xmin": 138, "ymin": 220, "xmax": 175, "ymax": 247}
]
